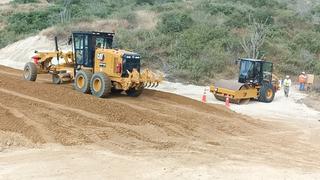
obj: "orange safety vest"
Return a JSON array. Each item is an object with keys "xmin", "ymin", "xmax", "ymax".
[{"xmin": 299, "ymin": 74, "xmax": 306, "ymax": 83}]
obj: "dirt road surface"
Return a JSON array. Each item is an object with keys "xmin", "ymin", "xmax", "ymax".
[{"xmin": 0, "ymin": 65, "xmax": 320, "ymax": 179}]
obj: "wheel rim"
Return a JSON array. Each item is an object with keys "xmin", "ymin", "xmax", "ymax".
[
  {"xmin": 77, "ymin": 75, "xmax": 85, "ymax": 89},
  {"xmin": 53, "ymin": 75, "xmax": 60, "ymax": 84},
  {"xmin": 24, "ymin": 67, "xmax": 30, "ymax": 79},
  {"xmin": 266, "ymin": 89, "xmax": 273, "ymax": 99},
  {"xmin": 93, "ymin": 78, "xmax": 102, "ymax": 92}
]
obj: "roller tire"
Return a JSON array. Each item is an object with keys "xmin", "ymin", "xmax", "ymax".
[
  {"xmin": 214, "ymin": 94, "xmax": 226, "ymax": 102},
  {"xmin": 126, "ymin": 87, "xmax": 144, "ymax": 97},
  {"xmin": 90, "ymin": 73, "xmax": 112, "ymax": 98},
  {"xmin": 74, "ymin": 70, "xmax": 92, "ymax": 94},
  {"xmin": 23, "ymin": 62, "xmax": 37, "ymax": 81},
  {"xmin": 214, "ymin": 94, "xmax": 241, "ymax": 104},
  {"xmin": 258, "ymin": 83, "xmax": 275, "ymax": 103}
]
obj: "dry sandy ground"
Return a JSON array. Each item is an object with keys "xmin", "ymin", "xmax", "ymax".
[
  {"xmin": 0, "ymin": 0, "xmax": 12, "ymax": 4},
  {"xmin": 157, "ymin": 81, "xmax": 320, "ymax": 122},
  {"xmin": 136, "ymin": 10, "xmax": 158, "ymax": 30},
  {"xmin": 304, "ymin": 93, "xmax": 320, "ymax": 112},
  {"xmin": 0, "ymin": 35, "xmax": 64, "ymax": 69},
  {"xmin": 0, "ymin": 66, "xmax": 320, "ymax": 179}
]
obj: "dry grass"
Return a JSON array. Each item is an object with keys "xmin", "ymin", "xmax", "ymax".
[
  {"xmin": 0, "ymin": 0, "xmax": 13, "ymax": 5},
  {"xmin": 41, "ymin": 9, "xmax": 158, "ymax": 41},
  {"xmin": 0, "ymin": 22, "xmax": 5, "ymax": 31},
  {"xmin": 0, "ymin": 1, "xmax": 49, "ymax": 14},
  {"xmin": 135, "ymin": 10, "xmax": 158, "ymax": 30},
  {"xmin": 41, "ymin": 19, "xmax": 130, "ymax": 40}
]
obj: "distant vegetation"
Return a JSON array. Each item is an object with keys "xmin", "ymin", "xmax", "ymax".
[
  {"xmin": 1, "ymin": 0, "xmax": 320, "ymax": 84},
  {"xmin": 12, "ymin": 0, "xmax": 39, "ymax": 3}
]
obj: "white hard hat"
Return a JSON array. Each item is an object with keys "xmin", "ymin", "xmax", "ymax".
[
  {"xmin": 286, "ymin": 75, "xmax": 290, "ymax": 78},
  {"xmin": 302, "ymin": 72, "xmax": 305, "ymax": 74}
]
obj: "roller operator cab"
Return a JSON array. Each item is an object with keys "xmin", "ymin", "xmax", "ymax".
[
  {"xmin": 238, "ymin": 58, "xmax": 273, "ymax": 84},
  {"xmin": 210, "ymin": 58, "xmax": 279, "ymax": 104}
]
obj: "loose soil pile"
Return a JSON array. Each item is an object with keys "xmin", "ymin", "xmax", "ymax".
[{"xmin": 1, "ymin": 65, "xmax": 320, "ymax": 171}]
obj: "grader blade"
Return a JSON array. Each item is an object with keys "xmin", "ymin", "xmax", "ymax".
[{"xmin": 140, "ymin": 69, "xmax": 163, "ymax": 88}]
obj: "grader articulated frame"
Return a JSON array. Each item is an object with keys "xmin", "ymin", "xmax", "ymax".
[{"xmin": 23, "ymin": 31, "xmax": 162, "ymax": 97}]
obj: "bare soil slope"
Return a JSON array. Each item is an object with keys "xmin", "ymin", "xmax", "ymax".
[
  {"xmin": 1, "ymin": 65, "xmax": 320, "ymax": 173},
  {"xmin": 0, "ymin": 36, "xmax": 56, "ymax": 69},
  {"xmin": 0, "ymin": 66, "xmax": 266, "ymax": 150}
]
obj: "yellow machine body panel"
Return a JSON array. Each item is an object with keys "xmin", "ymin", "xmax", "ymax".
[
  {"xmin": 210, "ymin": 85, "xmax": 258, "ymax": 100},
  {"xmin": 94, "ymin": 48, "xmax": 122, "ymax": 78},
  {"xmin": 23, "ymin": 31, "xmax": 162, "ymax": 98}
]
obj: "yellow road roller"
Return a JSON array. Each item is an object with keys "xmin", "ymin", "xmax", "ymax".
[{"xmin": 210, "ymin": 58, "xmax": 279, "ymax": 103}]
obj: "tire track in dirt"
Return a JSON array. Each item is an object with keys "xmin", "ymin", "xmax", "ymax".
[
  {"xmin": 0, "ymin": 87, "xmax": 182, "ymax": 149},
  {"xmin": 0, "ymin": 87, "xmax": 109, "ymax": 123},
  {"xmin": 2, "ymin": 65, "xmax": 320, "ymax": 170},
  {"xmin": 0, "ymin": 106, "xmax": 45, "ymax": 144},
  {"xmin": 0, "ymin": 70, "xmax": 57, "ymax": 83},
  {"xmin": 0, "ymin": 103, "xmax": 55, "ymax": 143}
]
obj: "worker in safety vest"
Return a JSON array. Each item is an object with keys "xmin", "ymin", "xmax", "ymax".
[
  {"xmin": 298, "ymin": 72, "xmax": 307, "ymax": 91},
  {"xmin": 283, "ymin": 75, "xmax": 292, "ymax": 97}
]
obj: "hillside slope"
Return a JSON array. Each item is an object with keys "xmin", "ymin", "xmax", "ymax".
[{"xmin": 1, "ymin": 0, "xmax": 320, "ymax": 83}]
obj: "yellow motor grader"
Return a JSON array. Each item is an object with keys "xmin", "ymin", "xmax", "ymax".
[
  {"xmin": 210, "ymin": 58, "xmax": 280, "ymax": 103},
  {"xmin": 23, "ymin": 31, "xmax": 162, "ymax": 97}
]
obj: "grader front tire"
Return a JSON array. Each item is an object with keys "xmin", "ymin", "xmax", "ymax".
[
  {"xmin": 74, "ymin": 70, "xmax": 92, "ymax": 94},
  {"xmin": 23, "ymin": 62, "xmax": 37, "ymax": 81},
  {"xmin": 90, "ymin": 73, "xmax": 112, "ymax": 98}
]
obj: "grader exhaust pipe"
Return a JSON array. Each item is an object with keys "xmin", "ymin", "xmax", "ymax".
[{"xmin": 55, "ymin": 36, "xmax": 60, "ymax": 65}]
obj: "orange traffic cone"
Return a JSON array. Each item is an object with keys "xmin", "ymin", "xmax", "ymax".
[
  {"xmin": 225, "ymin": 95, "xmax": 230, "ymax": 108},
  {"xmin": 202, "ymin": 88, "xmax": 207, "ymax": 103}
]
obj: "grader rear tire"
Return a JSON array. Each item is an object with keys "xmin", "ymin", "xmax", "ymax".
[
  {"xmin": 52, "ymin": 74, "xmax": 61, "ymax": 84},
  {"xmin": 258, "ymin": 83, "xmax": 275, "ymax": 103},
  {"xmin": 126, "ymin": 87, "xmax": 144, "ymax": 97},
  {"xmin": 74, "ymin": 70, "xmax": 92, "ymax": 94},
  {"xmin": 90, "ymin": 73, "xmax": 112, "ymax": 98},
  {"xmin": 23, "ymin": 62, "xmax": 37, "ymax": 81}
]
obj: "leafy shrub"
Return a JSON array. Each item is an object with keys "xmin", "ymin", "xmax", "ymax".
[
  {"xmin": 253, "ymin": 8, "xmax": 274, "ymax": 24},
  {"xmin": 136, "ymin": 0, "xmax": 155, "ymax": 5},
  {"xmin": 2, "ymin": 0, "xmax": 320, "ymax": 84},
  {"xmin": 291, "ymin": 31, "xmax": 320, "ymax": 55},
  {"xmin": 12, "ymin": 0, "xmax": 38, "ymax": 3},
  {"xmin": 7, "ymin": 10, "xmax": 57, "ymax": 34},
  {"xmin": 204, "ymin": 3, "xmax": 236, "ymax": 16},
  {"xmin": 157, "ymin": 12, "xmax": 193, "ymax": 33},
  {"xmin": 233, "ymin": 0, "xmax": 281, "ymax": 8}
]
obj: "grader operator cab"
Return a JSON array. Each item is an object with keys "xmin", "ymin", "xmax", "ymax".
[
  {"xmin": 210, "ymin": 58, "xmax": 279, "ymax": 103},
  {"xmin": 23, "ymin": 31, "xmax": 162, "ymax": 98}
]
